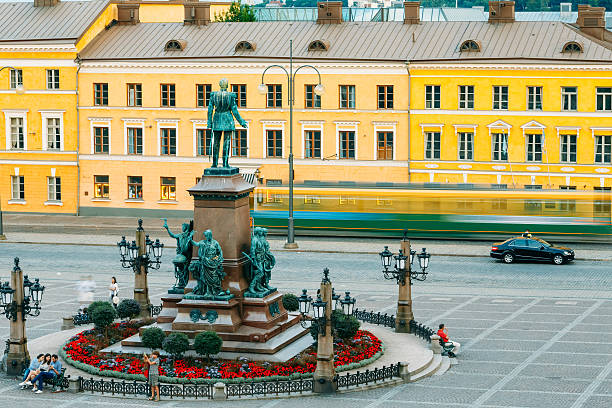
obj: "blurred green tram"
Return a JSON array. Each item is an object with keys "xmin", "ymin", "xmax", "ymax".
[{"xmin": 249, "ymin": 184, "xmax": 612, "ymax": 242}]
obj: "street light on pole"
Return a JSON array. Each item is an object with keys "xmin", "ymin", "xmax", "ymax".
[
  {"xmin": 258, "ymin": 40, "xmax": 325, "ymax": 249},
  {"xmin": 0, "ymin": 66, "xmax": 25, "ymax": 240}
]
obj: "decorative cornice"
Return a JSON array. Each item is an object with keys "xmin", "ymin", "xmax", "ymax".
[{"xmin": 409, "ymin": 63, "xmax": 612, "ymax": 71}]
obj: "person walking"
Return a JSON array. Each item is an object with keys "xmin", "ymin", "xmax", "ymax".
[
  {"xmin": 144, "ymin": 351, "xmax": 160, "ymax": 401},
  {"xmin": 437, "ymin": 323, "xmax": 461, "ymax": 358},
  {"xmin": 109, "ymin": 276, "xmax": 119, "ymax": 309}
]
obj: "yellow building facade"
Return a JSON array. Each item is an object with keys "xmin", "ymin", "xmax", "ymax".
[{"xmin": 2, "ymin": 1, "xmax": 612, "ymax": 217}]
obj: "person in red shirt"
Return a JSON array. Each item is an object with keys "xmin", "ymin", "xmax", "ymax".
[{"xmin": 437, "ymin": 323, "xmax": 460, "ymax": 357}]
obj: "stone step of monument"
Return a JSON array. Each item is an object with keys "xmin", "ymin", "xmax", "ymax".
[
  {"xmin": 407, "ymin": 354, "xmax": 442, "ymax": 383},
  {"xmin": 433, "ymin": 355, "xmax": 451, "ymax": 376},
  {"xmin": 407, "ymin": 348, "xmax": 434, "ymax": 377}
]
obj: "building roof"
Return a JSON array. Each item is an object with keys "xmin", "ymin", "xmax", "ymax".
[
  {"xmin": 0, "ymin": 0, "xmax": 108, "ymax": 42},
  {"xmin": 79, "ymin": 20, "xmax": 612, "ymax": 63}
]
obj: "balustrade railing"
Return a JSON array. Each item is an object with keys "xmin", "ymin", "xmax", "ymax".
[
  {"xmin": 226, "ymin": 377, "xmax": 314, "ymax": 398},
  {"xmin": 79, "ymin": 377, "xmax": 213, "ymax": 399},
  {"xmin": 353, "ymin": 309, "xmax": 396, "ymax": 328},
  {"xmin": 334, "ymin": 363, "xmax": 401, "ymax": 389}
]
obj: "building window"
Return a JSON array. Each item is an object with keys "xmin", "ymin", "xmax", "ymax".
[
  {"xmin": 94, "ymin": 83, "xmax": 108, "ymax": 106},
  {"xmin": 527, "ymin": 86, "xmax": 543, "ymax": 110},
  {"xmin": 424, "ymin": 132, "xmax": 441, "ymax": 160},
  {"xmin": 304, "ymin": 130, "xmax": 321, "ymax": 158},
  {"xmin": 160, "ymin": 177, "xmax": 176, "ymax": 201},
  {"xmin": 9, "ymin": 117, "xmax": 24, "ymax": 149},
  {"xmin": 458, "ymin": 85, "xmax": 474, "ymax": 109},
  {"xmin": 47, "ymin": 177, "xmax": 61, "ymax": 202},
  {"xmin": 596, "ymin": 87, "xmax": 612, "ymax": 111},
  {"xmin": 339, "ymin": 85, "xmax": 355, "ymax": 109},
  {"xmin": 127, "ymin": 127, "xmax": 143, "ymax": 155},
  {"xmin": 232, "ymin": 129, "xmax": 247, "ymax": 157},
  {"xmin": 266, "ymin": 85, "xmax": 282, "ymax": 108},
  {"xmin": 196, "ymin": 84, "xmax": 211, "ymax": 108},
  {"xmin": 305, "ymin": 85, "xmax": 321, "ymax": 108},
  {"xmin": 196, "ymin": 128, "xmax": 212, "ymax": 156},
  {"xmin": 10, "ymin": 69, "xmax": 22, "ymax": 89},
  {"xmin": 458, "ymin": 132, "xmax": 473, "ymax": 160},
  {"xmin": 595, "ymin": 135, "xmax": 612, "ymax": 164},
  {"xmin": 267, "ymin": 129, "xmax": 282, "ymax": 157},
  {"xmin": 492, "ymin": 133, "xmax": 508, "ymax": 161},
  {"xmin": 377, "ymin": 85, "xmax": 393, "ymax": 109},
  {"xmin": 526, "ymin": 134, "xmax": 543, "ymax": 162},
  {"xmin": 493, "ymin": 86, "xmax": 508, "ymax": 110},
  {"xmin": 561, "ymin": 87, "xmax": 577, "ymax": 111},
  {"xmin": 560, "ymin": 134, "xmax": 577, "ymax": 163},
  {"xmin": 425, "ymin": 85, "xmax": 441, "ymax": 109},
  {"xmin": 339, "ymin": 131, "xmax": 355, "ymax": 159},
  {"xmin": 127, "ymin": 176, "xmax": 143, "ymax": 199},
  {"xmin": 46, "ymin": 118, "xmax": 61, "ymax": 150},
  {"xmin": 127, "ymin": 83, "xmax": 142, "ymax": 107},
  {"xmin": 560, "ymin": 185, "xmax": 577, "ymax": 190},
  {"xmin": 161, "ymin": 84, "xmax": 176, "ymax": 107},
  {"xmin": 94, "ymin": 127, "xmax": 109, "ymax": 154},
  {"xmin": 11, "ymin": 175, "xmax": 24, "ymax": 200},
  {"xmin": 231, "ymin": 84, "xmax": 247, "ymax": 107},
  {"xmin": 94, "ymin": 175, "xmax": 109, "ymax": 199},
  {"xmin": 46, "ymin": 69, "xmax": 59, "ymax": 89},
  {"xmin": 377, "ymin": 131, "xmax": 393, "ymax": 160},
  {"xmin": 160, "ymin": 128, "xmax": 176, "ymax": 155}
]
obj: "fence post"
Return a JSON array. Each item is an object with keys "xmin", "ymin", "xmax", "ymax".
[
  {"xmin": 61, "ymin": 316, "xmax": 75, "ymax": 331},
  {"xmin": 430, "ymin": 334, "xmax": 442, "ymax": 354},
  {"xmin": 212, "ymin": 382, "xmax": 227, "ymax": 400},
  {"xmin": 399, "ymin": 362, "xmax": 411, "ymax": 382},
  {"xmin": 67, "ymin": 376, "xmax": 82, "ymax": 393}
]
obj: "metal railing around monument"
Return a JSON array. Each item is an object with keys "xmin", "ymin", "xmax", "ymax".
[
  {"xmin": 353, "ymin": 308, "xmax": 435, "ymax": 343},
  {"xmin": 334, "ymin": 363, "xmax": 402, "ymax": 390},
  {"xmin": 79, "ymin": 377, "xmax": 213, "ymax": 399},
  {"xmin": 225, "ymin": 377, "xmax": 314, "ymax": 398}
]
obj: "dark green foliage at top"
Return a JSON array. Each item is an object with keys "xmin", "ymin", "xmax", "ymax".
[
  {"xmin": 116, "ymin": 299, "xmax": 141, "ymax": 321},
  {"xmin": 87, "ymin": 300, "xmax": 109, "ymax": 317},
  {"xmin": 162, "ymin": 332, "xmax": 190, "ymax": 358},
  {"xmin": 282, "ymin": 294, "xmax": 299, "ymax": 312},
  {"xmin": 309, "ymin": 309, "xmax": 361, "ymax": 342},
  {"xmin": 194, "ymin": 331, "xmax": 223, "ymax": 360},
  {"xmin": 215, "ymin": 1, "xmax": 256, "ymax": 22},
  {"xmin": 90, "ymin": 301, "xmax": 117, "ymax": 330},
  {"xmin": 141, "ymin": 327, "xmax": 166, "ymax": 350}
]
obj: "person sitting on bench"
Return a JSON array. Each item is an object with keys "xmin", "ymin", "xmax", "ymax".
[
  {"xmin": 20, "ymin": 354, "xmax": 44, "ymax": 387},
  {"xmin": 31, "ymin": 354, "xmax": 62, "ymax": 393},
  {"xmin": 437, "ymin": 323, "xmax": 460, "ymax": 358},
  {"xmin": 20, "ymin": 353, "xmax": 51, "ymax": 388}
]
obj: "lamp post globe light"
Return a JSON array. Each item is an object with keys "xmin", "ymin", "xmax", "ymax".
[
  {"xmin": 297, "ymin": 268, "xmax": 356, "ymax": 394},
  {"xmin": 259, "ymin": 39, "xmax": 324, "ymax": 250},
  {"xmin": 117, "ymin": 219, "xmax": 164, "ymax": 316},
  {"xmin": 379, "ymin": 231, "xmax": 430, "ymax": 333},
  {"xmin": 1, "ymin": 258, "xmax": 45, "ymax": 376}
]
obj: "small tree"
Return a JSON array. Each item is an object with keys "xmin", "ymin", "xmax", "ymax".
[
  {"xmin": 141, "ymin": 327, "xmax": 166, "ymax": 350},
  {"xmin": 162, "ymin": 333, "xmax": 190, "ymax": 359},
  {"xmin": 282, "ymin": 294, "xmax": 299, "ymax": 312},
  {"xmin": 90, "ymin": 301, "xmax": 117, "ymax": 338},
  {"xmin": 87, "ymin": 300, "xmax": 109, "ymax": 318},
  {"xmin": 194, "ymin": 331, "xmax": 223, "ymax": 362},
  {"xmin": 117, "ymin": 299, "xmax": 141, "ymax": 321},
  {"xmin": 215, "ymin": 1, "xmax": 256, "ymax": 22},
  {"xmin": 334, "ymin": 313, "xmax": 360, "ymax": 341}
]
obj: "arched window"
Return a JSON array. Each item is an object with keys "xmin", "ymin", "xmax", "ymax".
[
  {"xmin": 562, "ymin": 41, "xmax": 583, "ymax": 53},
  {"xmin": 235, "ymin": 41, "xmax": 256, "ymax": 51},
  {"xmin": 459, "ymin": 40, "xmax": 481, "ymax": 52},
  {"xmin": 308, "ymin": 40, "xmax": 329, "ymax": 51},
  {"xmin": 164, "ymin": 40, "xmax": 186, "ymax": 51}
]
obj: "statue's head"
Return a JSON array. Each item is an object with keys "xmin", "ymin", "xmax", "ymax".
[
  {"xmin": 181, "ymin": 223, "xmax": 189, "ymax": 232},
  {"xmin": 219, "ymin": 78, "xmax": 228, "ymax": 90},
  {"xmin": 204, "ymin": 229, "xmax": 213, "ymax": 240},
  {"xmin": 262, "ymin": 228, "xmax": 268, "ymax": 237},
  {"xmin": 254, "ymin": 227, "xmax": 262, "ymax": 237}
]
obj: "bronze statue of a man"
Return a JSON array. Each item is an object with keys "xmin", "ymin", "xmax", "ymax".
[
  {"xmin": 162, "ymin": 218, "xmax": 193, "ymax": 291},
  {"xmin": 189, "ymin": 229, "xmax": 226, "ymax": 298},
  {"xmin": 207, "ymin": 78, "xmax": 248, "ymax": 168}
]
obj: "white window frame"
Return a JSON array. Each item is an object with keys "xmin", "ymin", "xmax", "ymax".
[
  {"xmin": 373, "ymin": 121, "xmax": 397, "ymax": 161},
  {"xmin": 232, "ymin": 122, "xmax": 250, "ymax": 159},
  {"xmin": 299, "ymin": 120, "xmax": 324, "ymax": 159},
  {"xmin": 424, "ymin": 131, "xmax": 441, "ymax": 160},
  {"xmin": 425, "ymin": 85, "xmax": 441, "ymax": 109},
  {"xmin": 527, "ymin": 86, "xmax": 543, "ymax": 111},
  {"xmin": 521, "ymin": 120, "xmax": 546, "ymax": 163},
  {"xmin": 454, "ymin": 125, "xmax": 476, "ymax": 161},
  {"xmin": 11, "ymin": 174, "xmax": 25, "ymax": 201},
  {"xmin": 559, "ymin": 133, "xmax": 577, "ymax": 163},
  {"xmin": 46, "ymin": 175, "xmax": 62, "ymax": 204},
  {"xmin": 492, "ymin": 86, "xmax": 508, "ymax": 110},
  {"xmin": 191, "ymin": 119, "xmax": 208, "ymax": 157},
  {"xmin": 487, "ymin": 120, "xmax": 512, "ymax": 162},
  {"xmin": 156, "ymin": 119, "xmax": 179, "ymax": 156},
  {"xmin": 262, "ymin": 120, "xmax": 286, "ymax": 159},
  {"xmin": 561, "ymin": 86, "xmax": 577, "ymax": 111},
  {"xmin": 458, "ymin": 85, "xmax": 474, "ymax": 110},
  {"xmin": 46, "ymin": 69, "xmax": 60, "ymax": 90},
  {"xmin": 4, "ymin": 110, "xmax": 28, "ymax": 150},
  {"xmin": 596, "ymin": 87, "xmax": 612, "ymax": 112},
  {"xmin": 88, "ymin": 118, "xmax": 111, "ymax": 155},
  {"xmin": 9, "ymin": 69, "xmax": 22, "ymax": 89},
  {"xmin": 40, "ymin": 110, "xmax": 64, "ymax": 151},
  {"xmin": 122, "ymin": 118, "xmax": 145, "ymax": 155},
  {"xmin": 557, "ymin": 127, "xmax": 580, "ymax": 164},
  {"xmin": 594, "ymin": 134, "xmax": 612, "ymax": 164},
  {"xmin": 525, "ymin": 133, "xmax": 543, "ymax": 163},
  {"xmin": 334, "ymin": 121, "xmax": 359, "ymax": 160}
]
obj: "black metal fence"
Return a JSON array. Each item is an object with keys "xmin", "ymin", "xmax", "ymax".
[
  {"xmin": 226, "ymin": 378, "xmax": 314, "ymax": 398},
  {"xmin": 73, "ymin": 312, "xmax": 91, "ymax": 326},
  {"xmin": 334, "ymin": 363, "xmax": 401, "ymax": 389},
  {"xmin": 353, "ymin": 309, "xmax": 396, "ymax": 328},
  {"xmin": 409, "ymin": 320, "xmax": 435, "ymax": 343},
  {"xmin": 79, "ymin": 377, "xmax": 213, "ymax": 399},
  {"xmin": 148, "ymin": 303, "xmax": 163, "ymax": 317}
]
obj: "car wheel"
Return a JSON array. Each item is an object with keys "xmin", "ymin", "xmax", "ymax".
[
  {"xmin": 553, "ymin": 255, "xmax": 565, "ymax": 265},
  {"xmin": 503, "ymin": 253, "xmax": 514, "ymax": 264}
]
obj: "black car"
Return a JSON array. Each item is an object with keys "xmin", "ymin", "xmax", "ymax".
[{"xmin": 490, "ymin": 237, "xmax": 575, "ymax": 265}]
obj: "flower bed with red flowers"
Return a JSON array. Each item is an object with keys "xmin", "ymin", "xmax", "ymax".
[{"xmin": 61, "ymin": 324, "xmax": 383, "ymax": 384}]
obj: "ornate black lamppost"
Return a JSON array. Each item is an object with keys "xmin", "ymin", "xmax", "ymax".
[
  {"xmin": 0, "ymin": 258, "xmax": 45, "ymax": 376},
  {"xmin": 258, "ymin": 39, "xmax": 325, "ymax": 249},
  {"xmin": 117, "ymin": 219, "xmax": 163, "ymax": 316},
  {"xmin": 297, "ymin": 268, "xmax": 356, "ymax": 393},
  {"xmin": 379, "ymin": 232, "xmax": 430, "ymax": 333}
]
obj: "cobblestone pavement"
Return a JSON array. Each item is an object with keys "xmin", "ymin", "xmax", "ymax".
[{"xmin": 0, "ymin": 241, "xmax": 610, "ymax": 407}]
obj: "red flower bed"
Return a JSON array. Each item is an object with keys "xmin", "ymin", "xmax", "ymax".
[{"xmin": 63, "ymin": 325, "xmax": 382, "ymax": 381}]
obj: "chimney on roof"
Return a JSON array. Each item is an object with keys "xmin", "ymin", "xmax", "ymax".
[
  {"xmin": 184, "ymin": 1, "xmax": 211, "ymax": 26},
  {"xmin": 317, "ymin": 1, "xmax": 342, "ymax": 24},
  {"xmin": 403, "ymin": 2, "xmax": 420, "ymax": 24},
  {"xmin": 576, "ymin": 4, "xmax": 606, "ymax": 40},
  {"xmin": 34, "ymin": 0, "xmax": 59, "ymax": 6},
  {"xmin": 488, "ymin": 1, "xmax": 515, "ymax": 23},
  {"xmin": 117, "ymin": 4, "xmax": 140, "ymax": 25}
]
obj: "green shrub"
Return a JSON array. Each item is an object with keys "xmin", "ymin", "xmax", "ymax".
[
  {"xmin": 117, "ymin": 299, "xmax": 141, "ymax": 321},
  {"xmin": 90, "ymin": 302, "xmax": 116, "ymax": 330},
  {"xmin": 334, "ymin": 313, "xmax": 360, "ymax": 341},
  {"xmin": 282, "ymin": 294, "xmax": 299, "ymax": 312},
  {"xmin": 141, "ymin": 327, "xmax": 166, "ymax": 349},
  {"xmin": 162, "ymin": 332, "xmax": 190, "ymax": 358},
  {"xmin": 87, "ymin": 300, "xmax": 109, "ymax": 317},
  {"xmin": 194, "ymin": 331, "xmax": 223, "ymax": 361}
]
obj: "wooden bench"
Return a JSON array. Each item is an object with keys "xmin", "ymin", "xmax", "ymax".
[
  {"xmin": 438, "ymin": 339, "xmax": 456, "ymax": 357},
  {"xmin": 44, "ymin": 368, "xmax": 67, "ymax": 392}
]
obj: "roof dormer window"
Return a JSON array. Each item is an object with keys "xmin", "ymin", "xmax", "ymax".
[
  {"xmin": 562, "ymin": 41, "xmax": 583, "ymax": 53},
  {"xmin": 165, "ymin": 40, "xmax": 186, "ymax": 51},
  {"xmin": 459, "ymin": 40, "xmax": 481, "ymax": 52},
  {"xmin": 235, "ymin": 41, "xmax": 255, "ymax": 51},
  {"xmin": 308, "ymin": 40, "xmax": 329, "ymax": 51}
]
